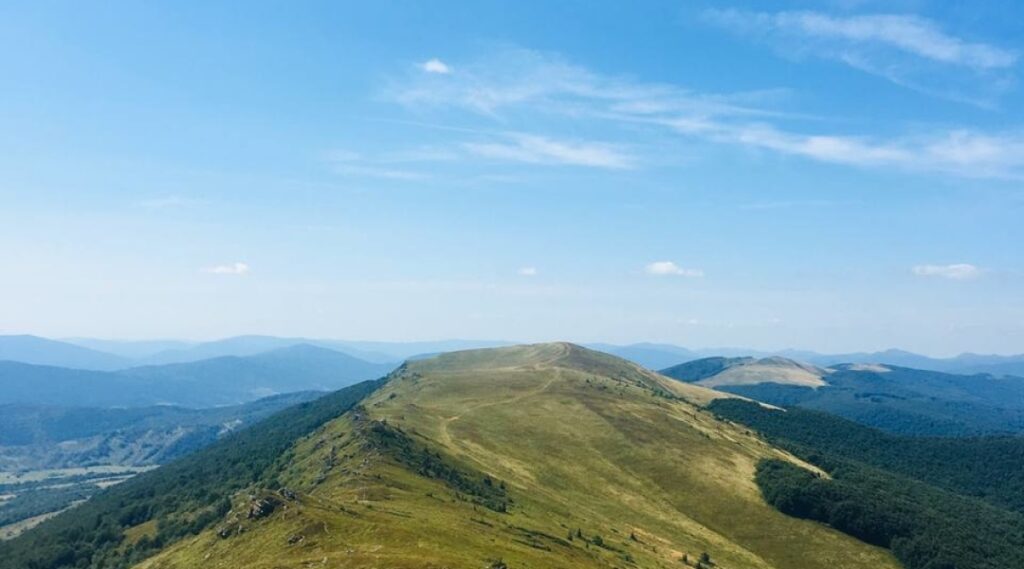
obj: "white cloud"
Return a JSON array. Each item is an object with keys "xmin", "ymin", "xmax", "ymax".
[
  {"xmin": 420, "ymin": 58, "xmax": 451, "ymax": 74},
  {"xmin": 703, "ymin": 9, "xmax": 1017, "ymax": 106},
  {"xmin": 392, "ymin": 47, "xmax": 776, "ymax": 117},
  {"xmin": 707, "ymin": 10, "xmax": 1015, "ymax": 69},
  {"xmin": 388, "ymin": 47, "xmax": 1024, "ymax": 179},
  {"xmin": 912, "ymin": 263, "xmax": 981, "ymax": 280},
  {"xmin": 518, "ymin": 266, "xmax": 538, "ymax": 276},
  {"xmin": 203, "ymin": 262, "xmax": 250, "ymax": 275},
  {"xmin": 645, "ymin": 261, "xmax": 704, "ymax": 277},
  {"xmin": 465, "ymin": 133, "xmax": 634, "ymax": 169}
]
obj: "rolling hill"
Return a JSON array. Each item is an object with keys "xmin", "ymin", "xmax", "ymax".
[
  {"xmin": 663, "ymin": 357, "xmax": 1024, "ymax": 436},
  {"xmin": 108, "ymin": 343, "xmax": 900, "ymax": 569},
  {"xmin": 662, "ymin": 356, "xmax": 828, "ymax": 388},
  {"xmin": 0, "ymin": 345, "xmax": 396, "ymax": 408}
]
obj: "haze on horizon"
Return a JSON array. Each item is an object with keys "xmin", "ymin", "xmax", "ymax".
[{"xmin": 2, "ymin": 1, "xmax": 1022, "ymax": 357}]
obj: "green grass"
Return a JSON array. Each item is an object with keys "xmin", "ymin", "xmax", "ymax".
[{"xmin": 139, "ymin": 344, "xmax": 898, "ymax": 569}]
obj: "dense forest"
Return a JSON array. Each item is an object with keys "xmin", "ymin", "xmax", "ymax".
[
  {"xmin": 711, "ymin": 399, "xmax": 1024, "ymax": 569},
  {"xmin": 0, "ymin": 378, "xmax": 384, "ymax": 569},
  {"xmin": 708, "ymin": 399, "xmax": 1024, "ymax": 514},
  {"xmin": 756, "ymin": 460, "xmax": 1024, "ymax": 569}
]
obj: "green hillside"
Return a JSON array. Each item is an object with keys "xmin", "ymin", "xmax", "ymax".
[
  {"xmin": 0, "ymin": 380, "xmax": 382, "ymax": 569},
  {"xmin": 135, "ymin": 343, "xmax": 897, "ymax": 569}
]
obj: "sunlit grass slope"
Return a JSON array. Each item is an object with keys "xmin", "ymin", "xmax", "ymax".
[{"xmin": 137, "ymin": 343, "xmax": 898, "ymax": 569}]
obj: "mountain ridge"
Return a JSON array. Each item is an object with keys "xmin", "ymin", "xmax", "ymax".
[{"xmin": 132, "ymin": 343, "xmax": 897, "ymax": 569}]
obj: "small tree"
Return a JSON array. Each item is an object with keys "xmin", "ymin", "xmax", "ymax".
[{"xmin": 592, "ymin": 535, "xmax": 604, "ymax": 547}]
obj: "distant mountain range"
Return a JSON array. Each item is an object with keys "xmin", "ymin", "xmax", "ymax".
[
  {"xmin": 0, "ymin": 344, "xmax": 396, "ymax": 408},
  {"xmin": 662, "ymin": 356, "xmax": 1024, "ymax": 436},
  {"xmin": 3, "ymin": 335, "xmax": 1023, "ymax": 377},
  {"xmin": 0, "ymin": 335, "xmax": 131, "ymax": 371}
]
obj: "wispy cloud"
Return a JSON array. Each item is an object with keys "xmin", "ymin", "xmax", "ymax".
[
  {"xmin": 420, "ymin": 58, "xmax": 451, "ymax": 74},
  {"xmin": 703, "ymin": 9, "xmax": 1017, "ymax": 106},
  {"xmin": 645, "ymin": 261, "xmax": 704, "ymax": 277},
  {"xmin": 518, "ymin": 266, "xmax": 538, "ymax": 276},
  {"xmin": 203, "ymin": 262, "xmax": 250, "ymax": 275},
  {"xmin": 389, "ymin": 47, "xmax": 1024, "ymax": 179},
  {"xmin": 391, "ymin": 47, "xmax": 779, "ymax": 118},
  {"xmin": 912, "ymin": 263, "xmax": 981, "ymax": 280},
  {"xmin": 465, "ymin": 133, "xmax": 634, "ymax": 169},
  {"xmin": 325, "ymin": 150, "xmax": 428, "ymax": 180}
]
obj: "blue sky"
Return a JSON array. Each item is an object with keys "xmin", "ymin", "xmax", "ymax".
[{"xmin": 1, "ymin": 1, "xmax": 1022, "ymax": 355}]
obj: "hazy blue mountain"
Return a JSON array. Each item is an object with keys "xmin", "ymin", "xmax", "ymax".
[
  {"xmin": 797, "ymin": 349, "xmax": 1024, "ymax": 376},
  {"xmin": 122, "ymin": 344, "xmax": 395, "ymax": 406},
  {"xmin": 0, "ymin": 344, "xmax": 396, "ymax": 408},
  {"xmin": 953, "ymin": 357, "xmax": 1024, "ymax": 378},
  {"xmin": 0, "ymin": 362, "xmax": 134, "ymax": 407},
  {"xmin": 134, "ymin": 335, "xmax": 399, "ymax": 365},
  {"xmin": 663, "ymin": 357, "xmax": 1024, "ymax": 436},
  {"xmin": 329, "ymin": 339, "xmax": 513, "ymax": 361},
  {"xmin": 61, "ymin": 338, "xmax": 195, "ymax": 360},
  {"xmin": 799, "ymin": 349, "xmax": 954, "ymax": 370},
  {"xmin": 586, "ymin": 342, "xmax": 700, "ymax": 370},
  {"xmin": 0, "ymin": 335, "xmax": 129, "ymax": 371},
  {"xmin": 137, "ymin": 335, "xmax": 329, "ymax": 365}
]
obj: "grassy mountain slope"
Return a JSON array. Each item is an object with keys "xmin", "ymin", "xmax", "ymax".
[
  {"xmin": 139, "ymin": 343, "xmax": 897, "ymax": 569},
  {"xmin": 663, "ymin": 356, "xmax": 827, "ymax": 388}
]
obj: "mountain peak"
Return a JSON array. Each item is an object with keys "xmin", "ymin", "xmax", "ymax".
[{"xmin": 132, "ymin": 342, "xmax": 893, "ymax": 569}]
